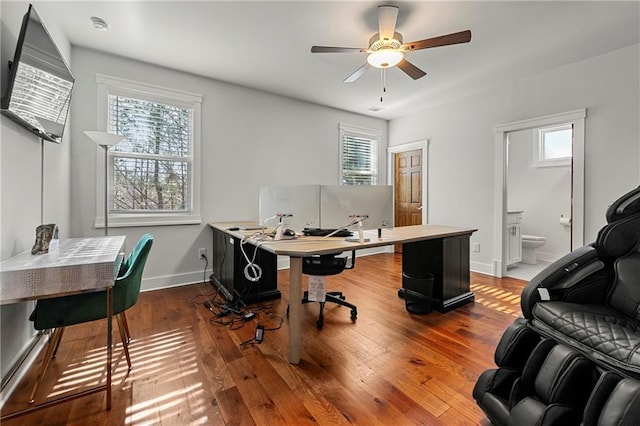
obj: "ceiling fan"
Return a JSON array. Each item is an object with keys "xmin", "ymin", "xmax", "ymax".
[{"xmin": 311, "ymin": 4, "xmax": 471, "ymax": 83}]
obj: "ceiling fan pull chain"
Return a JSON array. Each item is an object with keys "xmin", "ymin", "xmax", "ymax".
[
  {"xmin": 384, "ymin": 68, "xmax": 387, "ymax": 93},
  {"xmin": 380, "ymin": 69, "xmax": 386, "ymax": 103}
]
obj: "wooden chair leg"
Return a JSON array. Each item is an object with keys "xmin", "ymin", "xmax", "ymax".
[
  {"xmin": 121, "ymin": 311, "xmax": 131, "ymax": 343},
  {"xmin": 29, "ymin": 328, "xmax": 63, "ymax": 403},
  {"xmin": 51, "ymin": 327, "xmax": 65, "ymax": 358},
  {"xmin": 116, "ymin": 314, "xmax": 132, "ymax": 369}
]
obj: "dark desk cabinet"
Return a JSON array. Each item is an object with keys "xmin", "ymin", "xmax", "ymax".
[
  {"xmin": 211, "ymin": 227, "xmax": 280, "ymax": 304},
  {"xmin": 400, "ymin": 233, "xmax": 473, "ymax": 312}
]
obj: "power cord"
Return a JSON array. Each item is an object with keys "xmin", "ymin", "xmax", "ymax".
[
  {"xmin": 240, "ymin": 237, "xmax": 263, "ymax": 282},
  {"xmin": 201, "ymin": 253, "xmax": 209, "ymax": 284},
  {"xmin": 323, "ymin": 215, "xmax": 368, "ymax": 238},
  {"xmin": 238, "ymin": 213, "xmax": 294, "ymax": 283},
  {"xmin": 239, "ymin": 312, "xmax": 284, "ymax": 346}
]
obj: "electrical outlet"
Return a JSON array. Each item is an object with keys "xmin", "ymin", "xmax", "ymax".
[
  {"xmin": 198, "ymin": 248, "xmax": 206, "ymax": 260},
  {"xmin": 473, "ymin": 242, "xmax": 480, "ymax": 253}
]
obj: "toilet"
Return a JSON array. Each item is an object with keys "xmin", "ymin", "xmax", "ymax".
[{"xmin": 521, "ymin": 235, "xmax": 546, "ymax": 264}]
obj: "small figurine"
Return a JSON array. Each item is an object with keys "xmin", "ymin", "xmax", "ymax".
[{"xmin": 31, "ymin": 224, "xmax": 58, "ymax": 255}]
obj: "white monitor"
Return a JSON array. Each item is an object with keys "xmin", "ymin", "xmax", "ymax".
[
  {"xmin": 320, "ymin": 185, "xmax": 393, "ymax": 231},
  {"xmin": 258, "ymin": 185, "xmax": 320, "ymax": 232}
]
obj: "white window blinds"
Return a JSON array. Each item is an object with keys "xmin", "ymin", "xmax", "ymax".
[
  {"xmin": 107, "ymin": 94, "xmax": 193, "ymax": 212},
  {"xmin": 340, "ymin": 125, "xmax": 380, "ymax": 185}
]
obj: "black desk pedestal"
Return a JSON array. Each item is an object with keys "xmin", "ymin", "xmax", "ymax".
[
  {"xmin": 398, "ymin": 233, "xmax": 474, "ymax": 312},
  {"xmin": 211, "ymin": 227, "xmax": 280, "ymax": 304}
]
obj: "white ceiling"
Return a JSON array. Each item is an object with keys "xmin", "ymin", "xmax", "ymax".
[{"xmin": 31, "ymin": 1, "xmax": 640, "ymax": 120}]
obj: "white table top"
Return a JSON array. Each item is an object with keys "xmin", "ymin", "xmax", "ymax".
[{"xmin": 0, "ymin": 236, "xmax": 126, "ymax": 304}]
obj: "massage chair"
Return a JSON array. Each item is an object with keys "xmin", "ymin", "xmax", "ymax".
[{"xmin": 474, "ymin": 186, "xmax": 640, "ymax": 425}]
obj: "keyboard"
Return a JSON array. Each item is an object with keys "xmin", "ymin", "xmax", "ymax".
[{"xmin": 302, "ymin": 228, "xmax": 353, "ymax": 237}]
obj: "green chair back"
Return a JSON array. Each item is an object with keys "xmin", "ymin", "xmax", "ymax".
[
  {"xmin": 114, "ymin": 233, "xmax": 153, "ymax": 313},
  {"xmin": 30, "ymin": 234, "xmax": 154, "ymax": 330}
]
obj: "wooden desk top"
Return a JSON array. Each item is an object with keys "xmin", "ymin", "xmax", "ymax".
[
  {"xmin": 209, "ymin": 222, "xmax": 476, "ymax": 257},
  {"xmin": 0, "ymin": 236, "xmax": 126, "ymax": 304}
]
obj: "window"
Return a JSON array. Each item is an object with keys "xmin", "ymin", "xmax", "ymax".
[
  {"xmin": 533, "ymin": 124, "xmax": 572, "ymax": 167},
  {"xmin": 339, "ymin": 124, "xmax": 381, "ymax": 185},
  {"xmin": 96, "ymin": 74, "xmax": 202, "ymax": 227}
]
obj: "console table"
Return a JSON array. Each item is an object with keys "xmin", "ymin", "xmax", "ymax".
[
  {"xmin": 209, "ymin": 223, "xmax": 476, "ymax": 364},
  {"xmin": 0, "ymin": 236, "xmax": 125, "ymax": 420}
]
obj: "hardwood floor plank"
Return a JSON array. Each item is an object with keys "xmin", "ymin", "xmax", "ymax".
[
  {"xmin": 215, "ymin": 385, "xmax": 257, "ymax": 425},
  {"xmin": 1, "ymin": 253, "xmax": 526, "ymax": 425}
]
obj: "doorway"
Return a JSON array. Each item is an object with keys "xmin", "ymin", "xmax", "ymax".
[
  {"xmin": 493, "ymin": 109, "xmax": 586, "ymax": 278},
  {"xmin": 387, "ymin": 140, "xmax": 429, "ymax": 252},
  {"xmin": 505, "ymin": 127, "xmax": 572, "ymax": 281}
]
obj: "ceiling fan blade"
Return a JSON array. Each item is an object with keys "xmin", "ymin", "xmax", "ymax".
[
  {"xmin": 311, "ymin": 46, "xmax": 367, "ymax": 53},
  {"xmin": 344, "ymin": 63, "xmax": 371, "ymax": 83},
  {"xmin": 378, "ymin": 5, "xmax": 399, "ymax": 41},
  {"xmin": 402, "ymin": 30, "xmax": 472, "ymax": 51},
  {"xmin": 396, "ymin": 59, "xmax": 426, "ymax": 80}
]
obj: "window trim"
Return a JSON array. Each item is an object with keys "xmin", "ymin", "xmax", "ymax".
[
  {"xmin": 339, "ymin": 123, "xmax": 381, "ymax": 185},
  {"xmin": 95, "ymin": 74, "xmax": 202, "ymax": 228},
  {"xmin": 532, "ymin": 123, "xmax": 572, "ymax": 168}
]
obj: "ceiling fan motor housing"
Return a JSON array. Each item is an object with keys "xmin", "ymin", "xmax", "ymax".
[{"xmin": 369, "ymin": 32, "xmax": 403, "ymax": 51}]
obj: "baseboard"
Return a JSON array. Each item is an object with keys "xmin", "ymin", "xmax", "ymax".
[
  {"xmin": 140, "ymin": 268, "xmax": 213, "ymax": 292},
  {"xmin": 0, "ymin": 331, "xmax": 48, "ymax": 409},
  {"xmin": 470, "ymin": 261, "xmax": 495, "ymax": 276}
]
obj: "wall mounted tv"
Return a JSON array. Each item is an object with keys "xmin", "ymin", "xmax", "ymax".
[{"xmin": 1, "ymin": 4, "xmax": 74, "ymax": 143}]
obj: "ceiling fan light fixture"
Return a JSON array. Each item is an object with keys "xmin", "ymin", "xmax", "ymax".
[{"xmin": 367, "ymin": 49, "xmax": 404, "ymax": 68}]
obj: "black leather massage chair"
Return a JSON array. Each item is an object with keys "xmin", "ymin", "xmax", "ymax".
[{"xmin": 474, "ymin": 186, "xmax": 640, "ymax": 425}]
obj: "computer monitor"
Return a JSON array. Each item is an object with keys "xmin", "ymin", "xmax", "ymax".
[
  {"xmin": 320, "ymin": 185, "xmax": 393, "ymax": 231},
  {"xmin": 258, "ymin": 185, "xmax": 321, "ymax": 231}
]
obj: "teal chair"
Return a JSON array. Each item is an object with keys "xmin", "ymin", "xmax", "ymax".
[{"xmin": 28, "ymin": 233, "xmax": 153, "ymax": 403}]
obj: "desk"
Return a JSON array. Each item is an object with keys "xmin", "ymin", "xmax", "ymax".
[
  {"xmin": 211, "ymin": 226, "xmax": 280, "ymax": 303},
  {"xmin": 209, "ymin": 223, "xmax": 476, "ymax": 364},
  {"xmin": 0, "ymin": 236, "xmax": 125, "ymax": 420}
]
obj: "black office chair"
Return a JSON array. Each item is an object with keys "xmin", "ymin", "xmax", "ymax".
[{"xmin": 288, "ymin": 250, "xmax": 358, "ymax": 329}]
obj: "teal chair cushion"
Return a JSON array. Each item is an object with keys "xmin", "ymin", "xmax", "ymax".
[{"xmin": 30, "ymin": 234, "xmax": 153, "ymax": 330}]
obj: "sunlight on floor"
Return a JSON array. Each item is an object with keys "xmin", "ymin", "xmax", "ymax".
[
  {"xmin": 45, "ymin": 327, "xmax": 212, "ymax": 424},
  {"xmin": 470, "ymin": 283, "xmax": 521, "ymax": 317}
]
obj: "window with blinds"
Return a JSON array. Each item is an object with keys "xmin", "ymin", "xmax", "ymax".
[
  {"xmin": 108, "ymin": 94, "xmax": 193, "ymax": 212},
  {"xmin": 339, "ymin": 124, "xmax": 380, "ymax": 185}
]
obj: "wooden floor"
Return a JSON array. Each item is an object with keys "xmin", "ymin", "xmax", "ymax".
[{"xmin": 1, "ymin": 253, "xmax": 526, "ymax": 425}]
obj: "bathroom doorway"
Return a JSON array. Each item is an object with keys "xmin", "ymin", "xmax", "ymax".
[
  {"xmin": 493, "ymin": 109, "xmax": 586, "ymax": 280},
  {"xmin": 504, "ymin": 127, "xmax": 572, "ymax": 281}
]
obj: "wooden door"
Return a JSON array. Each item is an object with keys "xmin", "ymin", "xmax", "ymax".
[{"xmin": 394, "ymin": 149, "xmax": 423, "ymax": 252}]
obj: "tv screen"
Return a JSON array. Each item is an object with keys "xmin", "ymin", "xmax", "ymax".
[{"xmin": 1, "ymin": 4, "xmax": 74, "ymax": 143}]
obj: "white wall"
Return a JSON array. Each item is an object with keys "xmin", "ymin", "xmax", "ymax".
[
  {"xmin": 507, "ymin": 129, "xmax": 571, "ymax": 261},
  {"xmin": 389, "ymin": 44, "xmax": 640, "ymax": 275},
  {"xmin": 69, "ymin": 47, "xmax": 388, "ymax": 291},
  {"xmin": 1, "ymin": 2, "xmax": 72, "ymax": 380}
]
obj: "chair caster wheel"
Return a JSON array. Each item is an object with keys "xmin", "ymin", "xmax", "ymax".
[
  {"xmin": 316, "ymin": 320, "xmax": 324, "ymax": 329},
  {"xmin": 350, "ymin": 309, "xmax": 357, "ymax": 322}
]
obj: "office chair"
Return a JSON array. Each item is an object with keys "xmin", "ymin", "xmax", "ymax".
[
  {"xmin": 28, "ymin": 234, "xmax": 153, "ymax": 403},
  {"xmin": 288, "ymin": 250, "xmax": 358, "ymax": 329}
]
